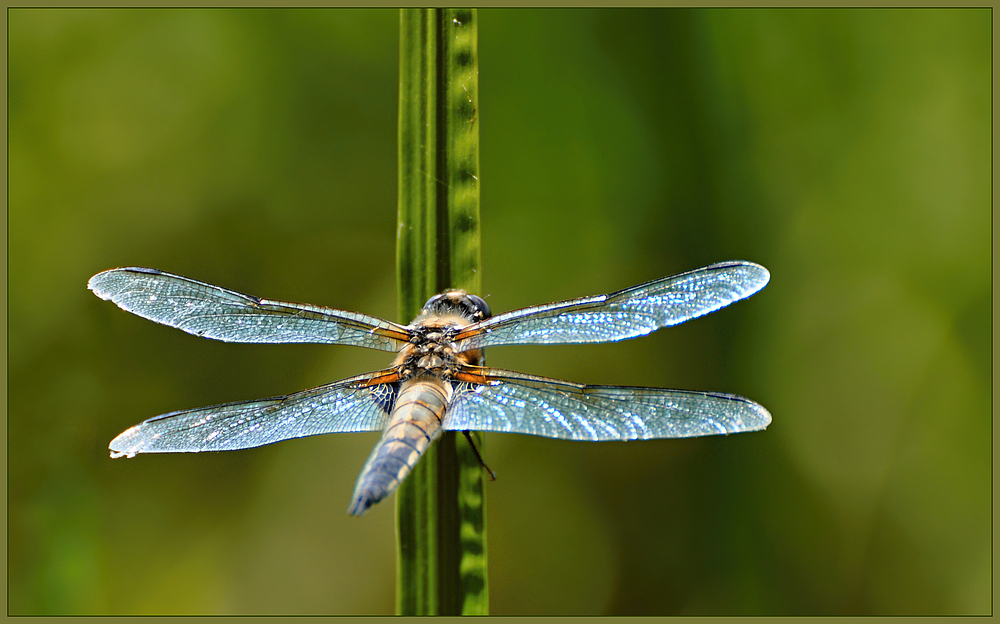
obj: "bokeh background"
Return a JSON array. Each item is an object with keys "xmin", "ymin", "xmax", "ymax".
[{"xmin": 8, "ymin": 8, "xmax": 990, "ymax": 615}]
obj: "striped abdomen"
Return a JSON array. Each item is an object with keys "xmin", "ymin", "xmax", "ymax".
[{"xmin": 347, "ymin": 376, "xmax": 452, "ymax": 516}]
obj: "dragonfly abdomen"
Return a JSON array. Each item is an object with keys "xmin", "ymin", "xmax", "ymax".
[{"xmin": 347, "ymin": 377, "xmax": 451, "ymax": 516}]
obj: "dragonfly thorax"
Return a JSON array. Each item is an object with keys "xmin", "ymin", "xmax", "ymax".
[{"xmin": 396, "ymin": 325, "xmax": 467, "ymax": 381}]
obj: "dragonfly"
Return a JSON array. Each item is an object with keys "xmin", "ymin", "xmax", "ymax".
[{"xmin": 89, "ymin": 260, "xmax": 771, "ymax": 516}]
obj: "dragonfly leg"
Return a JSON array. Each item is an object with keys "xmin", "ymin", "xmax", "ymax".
[{"xmin": 462, "ymin": 430, "xmax": 496, "ymax": 481}]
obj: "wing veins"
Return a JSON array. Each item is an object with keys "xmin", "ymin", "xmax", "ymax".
[
  {"xmin": 89, "ymin": 267, "xmax": 410, "ymax": 350},
  {"xmin": 445, "ymin": 368, "xmax": 771, "ymax": 441},
  {"xmin": 109, "ymin": 369, "xmax": 398, "ymax": 456},
  {"xmin": 452, "ymin": 261, "xmax": 769, "ymax": 350}
]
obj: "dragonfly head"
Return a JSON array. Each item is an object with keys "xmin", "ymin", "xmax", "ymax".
[{"xmin": 422, "ymin": 290, "xmax": 492, "ymax": 322}]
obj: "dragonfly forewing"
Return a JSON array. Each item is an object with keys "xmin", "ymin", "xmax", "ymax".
[
  {"xmin": 453, "ymin": 260, "xmax": 769, "ymax": 351},
  {"xmin": 89, "ymin": 267, "xmax": 409, "ymax": 351}
]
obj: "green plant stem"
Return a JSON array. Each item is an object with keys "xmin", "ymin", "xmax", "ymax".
[{"xmin": 395, "ymin": 7, "xmax": 487, "ymax": 616}]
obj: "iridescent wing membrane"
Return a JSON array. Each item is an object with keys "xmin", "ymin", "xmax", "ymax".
[
  {"xmin": 441, "ymin": 260, "xmax": 772, "ymax": 439},
  {"xmin": 446, "ymin": 370, "xmax": 770, "ymax": 441},
  {"xmin": 88, "ymin": 267, "xmax": 409, "ymax": 350},
  {"xmin": 453, "ymin": 261, "xmax": 770, "ymax": 350},
  {"xmin": 109, "ymin": 371, "xmax": 397, "ymax": 457},
  {"xmin": 92, "ymin": 261, "xmax": 770, "ymax": 459}
]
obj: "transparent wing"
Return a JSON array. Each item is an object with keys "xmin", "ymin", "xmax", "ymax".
[
  {"xmin": 444, "ymin": 368, "xmax": 771, "ymax": 441},
  {"xmin": 453, "ymin": 261, "xmax": 769, "ymax": 351},
  {"xmin": 89, "ymin": 267, "xmax": 409, "ymax": 351},
  {"xmin": 109, "ymin": 370, "xmax": 397, "ymax": 457}
]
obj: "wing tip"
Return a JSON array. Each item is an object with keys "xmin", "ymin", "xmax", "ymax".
[
  {"xmin": 88, "ymin": 267, "xmax": 163, "ymax": 299},
  {"xmin": 744, "ymin": 262, "xmax": 771, "ymax": 293},
  {"xmin": 744, "ymin": 401, "xmax": 772, "ymax": 432},
  {"xmin": 109, "ymin": 424, "xmax": 146, "ymax": 458},
  {"xmin": 87, "ymin": 271, "xmax": 114, "ymax": 299},
  {"xmin": 712, "ymin": 259, "xmax": 770, "ymax": 294}
]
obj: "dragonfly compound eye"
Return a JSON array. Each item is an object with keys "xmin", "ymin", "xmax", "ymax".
[{"xmin": 466, "ymin": 294, "xmax": 491, "ymax": 320}]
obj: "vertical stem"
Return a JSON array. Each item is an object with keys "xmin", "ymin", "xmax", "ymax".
[{"xmin": 395, "ymin": 8, "xmax": 487, "ymax": 616}]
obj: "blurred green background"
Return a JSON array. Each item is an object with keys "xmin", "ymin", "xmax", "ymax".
[{"xmin": 8, "ymin": 8, "xmax": 990, "ymax": 615}]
